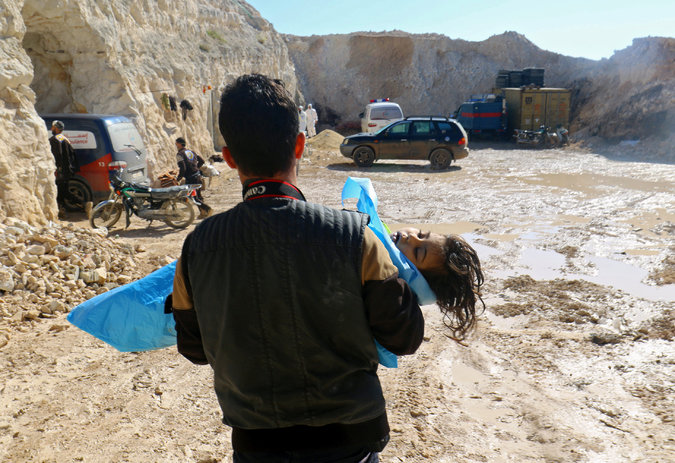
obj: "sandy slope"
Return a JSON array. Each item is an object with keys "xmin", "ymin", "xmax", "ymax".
[{"xmin": 1, "ymin": 135, "xmax": 673, "ymax": 462}]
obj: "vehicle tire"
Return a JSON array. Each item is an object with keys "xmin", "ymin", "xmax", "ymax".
[
  {"xmin": 162, "ymin": 199, "xmax": 195, "ymax": 229},
  {"xmin": 90, "ymin": 202, "xmax": 123, "ymax": 229},
  {"xmin": 429, "ymin": 149, "xmax": 452, "ymax": 170},
  {"xmin": 353, "ymin": 146, "xmax": 375, "ymax": 167},
  {"xmin": 63, "ymin": 179, "xmax": 92, "ymax": 211}
]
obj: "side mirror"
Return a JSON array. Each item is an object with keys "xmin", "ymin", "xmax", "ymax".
[{"xmin": 358, "ymin": 112, "xmax": 364, "ymax": 119}]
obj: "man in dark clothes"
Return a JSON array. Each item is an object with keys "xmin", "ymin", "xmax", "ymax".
[
  {"xmin": 175, "ymin": 137, "xmax": 212, "ymax": 219},
  {"xmin": 167, "ymin": 74, "xmax": 424, "ymax": 462},
  {"xmin": 49, "ymin": 120, "xmax": 78, "ymax": 215}
]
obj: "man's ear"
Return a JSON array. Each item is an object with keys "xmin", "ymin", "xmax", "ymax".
[
  {"xmin": 222, "ymin": 146, "xmax": 237, "ymax": 169},
  {"xmin": 294, "ymin": 132, "xmax": 306, "ymax": 159}
]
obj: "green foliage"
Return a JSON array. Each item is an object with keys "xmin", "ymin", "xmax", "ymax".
[{"xmin": 206, "ymin": 30, "xmax": 226, "ymax": 43}]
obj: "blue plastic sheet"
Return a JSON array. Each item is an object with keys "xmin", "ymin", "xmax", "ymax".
[
  {"xmin": 67, "ymin": 261, "xmax": 177, "ymax": 352},
  {"xmin": 342, "ymin": 177, "xmax": 436, "ymax": 368}
]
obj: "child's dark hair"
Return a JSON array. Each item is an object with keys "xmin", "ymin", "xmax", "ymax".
[{"xmin": 421, "ymin": 234, "xmax": 484, "ymax": 342}]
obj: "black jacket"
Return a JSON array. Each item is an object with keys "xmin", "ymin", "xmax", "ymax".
[
  {"xmin": 176, "ymin": 147, "xmax": 203, "ymax": 182},
  {"xmin": 49, "ymin": 133, "xmax": 77, "ymax": 176},
  {"xmin": 171, "ymin": 180, "xmax": 423, "ymax": 451}
]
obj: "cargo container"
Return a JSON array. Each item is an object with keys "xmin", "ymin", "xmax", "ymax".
[{"xmin": 500, "ymin": 87, "xmax": 571, "ymax": 131}]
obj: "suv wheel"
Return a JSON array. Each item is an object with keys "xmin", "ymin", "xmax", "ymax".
[
  {"xmin": 353, "ymin": 146, "xmax": 375, "ymax": 167},
  {"xmin": 429, "ymin": 149, "xmax": 452, "ymax": 170}
]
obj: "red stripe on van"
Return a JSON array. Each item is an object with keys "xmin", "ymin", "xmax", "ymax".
[{"xmin": 461, "ymin": 112, "xmax": 503, "ymax": 118}]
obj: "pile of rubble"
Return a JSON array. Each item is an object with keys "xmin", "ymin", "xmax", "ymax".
[{"xmin": 0, "ymin": 218, "xmax": 160, "ymax": 331}]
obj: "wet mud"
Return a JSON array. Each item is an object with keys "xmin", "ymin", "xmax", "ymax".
[{"xmin": 0, "ymin": 139, "xmax": 673, "ymax": 462}]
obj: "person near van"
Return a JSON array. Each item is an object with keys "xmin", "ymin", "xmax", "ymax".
[
  {"xmin": 175, "ymin": 137, "xmax": 212, "ymax": 219},
  {"xmin": 167, "ymin": 74, "xmax": 424, "ymax": 462},
  {"xmin": 49, "ymin": 120, "xmax": 78, "ymax": 215},
  {"xmin": 306, "ymin": 103, "xmax": 318, "ymax": 138}
]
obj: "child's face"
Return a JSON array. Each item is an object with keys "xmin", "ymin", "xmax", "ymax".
[{"xmin": 390, "ymin": 228, "xmax": 446, "ymax": 272}]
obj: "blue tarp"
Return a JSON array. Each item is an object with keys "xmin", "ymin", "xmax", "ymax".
[{"xmin": 67, "ymin": 261, "xmax": 177, "ymax": 352}]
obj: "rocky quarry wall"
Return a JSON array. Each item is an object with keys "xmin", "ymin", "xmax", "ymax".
[
  {"xmin": 0, "ymin": 0, "xmax": 297, "ymax": 224},
  {"xmin": 0, "ymin": 1, "xmax": 672, "ymax": 225},
  {"xmin": 285, "ymin": 32, "xmax": 674, "ymax": 155}
]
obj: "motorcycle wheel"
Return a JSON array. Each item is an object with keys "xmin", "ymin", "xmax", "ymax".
[
  {"xmin": 90, "ymin": 202, "xmax": 123, "ymax": 229},
  {"xmin": 162, "ymin": 199, "xmax": 195, "ymax": 229}
]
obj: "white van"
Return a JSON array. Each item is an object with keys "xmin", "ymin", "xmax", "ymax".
[{"xmin": 359, "ymin": 99, "xmax": 404, "ymax": 133}]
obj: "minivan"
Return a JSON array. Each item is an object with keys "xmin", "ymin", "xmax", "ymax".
[
  {"xmin": 359, "ymin": 99, "xmax": 404, "ymax": 133},
  {"xmin": 41, "ymin": 114, "xmax": 150, "ymax": 209}
]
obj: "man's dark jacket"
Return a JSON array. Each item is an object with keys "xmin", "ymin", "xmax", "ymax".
[
  {"xmin": 176, "ymin": 147, "xmax": 203, "ymax": 183},
  {"xmin": 49, "ymin": 133, "xmax": 77, "ymax": 177}
]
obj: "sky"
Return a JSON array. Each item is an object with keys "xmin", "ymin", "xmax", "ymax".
[{"xmin": 245, "ymin": 0, "xmax": 674, "ymax": 61}]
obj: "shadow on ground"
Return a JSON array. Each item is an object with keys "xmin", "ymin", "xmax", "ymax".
[{"xmin": 325, "ymin": 162, "xmax": 462, "ymax": 173}]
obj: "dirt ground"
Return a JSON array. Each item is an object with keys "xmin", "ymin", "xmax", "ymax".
[{"xmin": 1, "ymin": 132, "xmax": 674, "ymax": 462}]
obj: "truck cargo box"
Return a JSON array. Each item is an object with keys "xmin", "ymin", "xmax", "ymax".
[
  {"xmin": 454, "ymin": 95, "xmax": 507, "ymax": 135},
  {"xmin": 501, "ymin": 87, "xmax": 571, "ymax": 131}
]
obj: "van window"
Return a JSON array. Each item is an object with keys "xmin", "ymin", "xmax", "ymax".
[
  {"xmin": 370, "ymin": 104, "xmax": 403, "ymax": 120},
  {"xmin": 63, "ymin": 131, "xmax": 97, "ymax": 149},
  {"xmin": 61, "ymin": 119, "xmax": 106, "ymax": 159},
  {"xmin": 108, "ymin": 122, "xmax": 146, "ymax": 152}
]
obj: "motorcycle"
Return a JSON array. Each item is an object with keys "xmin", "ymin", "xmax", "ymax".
[
  {"xmin": 554, "ymin": 125, "xmax": 570, "ymax": 146},
  {"xmin": 89, "ymin": 169, "xmax": 201, "ymax": 230},
  {"xmin": 514, "ymin": 125, "xmax": 569, "ymax": 148}
]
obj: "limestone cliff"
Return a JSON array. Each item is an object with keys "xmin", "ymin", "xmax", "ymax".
[
  {"xmin": 284, "ymin": 31, "xmax": 595, "ymax": 126},
  {"xmin": 1, "ymin": 0, "xmax": 297, "ymax": 223},
  {"xmin": 0, "ymin": 0, "xmax": 58, "ymax": 223},
  {"xmin": 285, "ymin": 31, "xmax": 674, "ymax": 156}
]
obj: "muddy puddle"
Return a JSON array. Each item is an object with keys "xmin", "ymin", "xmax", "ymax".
[{"xmin": 2, "ymin": 143, "xmax": 673, "ymax": 463}]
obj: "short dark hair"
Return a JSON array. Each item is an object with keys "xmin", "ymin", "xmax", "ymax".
[
  {"xmin": 218, "ymin": 74, "xmax": 299, "ymax": 177},
  {"xmin": 422, "ymin": 234, "xmax": 484, "ymax": 342},
  {"xmin": 175, "ymin": 137, "xmax": 186, "ymax": 146}
]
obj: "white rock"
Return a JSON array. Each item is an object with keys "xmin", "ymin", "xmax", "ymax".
[
  {"xmin": 6, "ymin": 251, "xmax": 18, "ymax": 265},
  {"xmin": 14, "ymin": 262, "xmax": 27, "ymax": 274},
  {"xmin": 0, "ymin": 268, "xmax": 14, "ymax": 292},
  {"xmin": 53, "ymin": 245, "xmax": 73, "ymax": 259},
  {"xmin": 26, "ymin": 244, "xmax": 46, "ymax": 255},
  {"xmin": 5, "ymin": 227, "xmax": 24, "ymax": 236},
  {"xmin": 94, "ymin": 267, "xmax": 107, "ymax": 284}
]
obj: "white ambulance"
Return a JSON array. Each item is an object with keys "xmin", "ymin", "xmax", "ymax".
[{"xmin": 359, "ymin": 99, "xmax": 404, "ymax": 133}]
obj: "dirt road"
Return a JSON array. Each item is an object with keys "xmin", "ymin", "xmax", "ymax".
[{"xmin": 1, "ymin": 133, "xmax": 673, "ymax": 462}]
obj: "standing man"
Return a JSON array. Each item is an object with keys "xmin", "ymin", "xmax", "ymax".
[
  {"xmin": 306, "ymin": 103, "xmax": 318, "ymax": 138},
  {"xmin": 168, "ymin": 74, "xmax": 424, "ymax": 462},
  {"xmin": 175, "ymin": 137, "xmax": 212, "ymax": 219},
  {"xmin": 298, "ymin": 105, "xmax": 307, "ymax": 135},
  {"xmin": 49, "ymin": 120, "xmax": 78, "ymax": 216}
]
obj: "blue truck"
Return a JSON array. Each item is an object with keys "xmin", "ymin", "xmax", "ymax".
[{"xmin": 453, "ymin": 94, "xmax": 508, "ymax": 138}]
